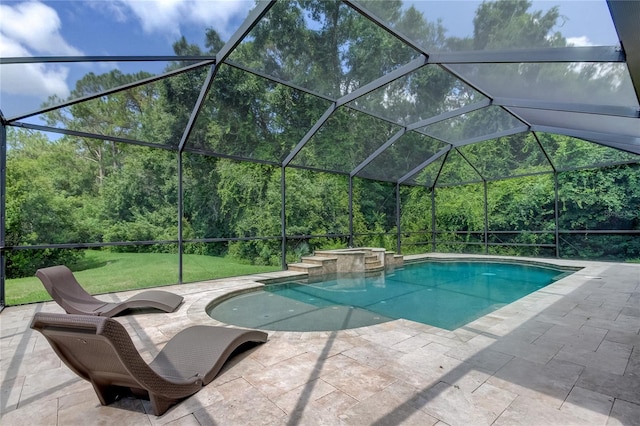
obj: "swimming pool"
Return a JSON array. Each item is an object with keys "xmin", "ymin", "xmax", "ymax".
[{"xmin": 207, "ymin": 260, "xmax": 574, "ymax": 331}]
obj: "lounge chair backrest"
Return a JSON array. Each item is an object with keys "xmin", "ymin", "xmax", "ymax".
[
  {"xmin": 32, "ymin": 312, "xmax": 267, "ymax": 415},
  {"xmin": 30, "ymin": 313, "xmax": 203, "ymax": 404},
  {"xmin": 35, "ymin": 265, "xmax": 184, "ymax": 317},
  {"xmin": 36, "ymin": 266, "xmax": 106, "ymax": 314}
]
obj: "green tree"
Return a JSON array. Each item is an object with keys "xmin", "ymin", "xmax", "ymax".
[
  {"xmin": 99, "ymin": 147, "xmax": 181, "ymax": 251},
  {"xmin": 5, "ymin": 128, "xmax": 91, "ymax": 277},
  {"xmin": 473, "ymin": 0, "xmax": 563, "ymax": 49},
  {"xmin": 44, "ymin": 70, "xmax": 173, "ymax": 182}
]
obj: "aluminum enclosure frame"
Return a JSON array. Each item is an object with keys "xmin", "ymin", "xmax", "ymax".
[{"xmin": 1, "ymin": 0, "xmax": 639, "ymax": 307}]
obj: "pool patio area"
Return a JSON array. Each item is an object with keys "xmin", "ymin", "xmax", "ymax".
[{"xmin": 1, "ymin": 254, "xmax": 639, "ymax": 425}]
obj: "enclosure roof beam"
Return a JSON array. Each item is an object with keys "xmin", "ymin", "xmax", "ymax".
[
  {"xmin": 216, "ymin": 0, "xmax": 275, "ymax": 63},
  {"xmin": 406, "ymin": 99, "xmax": 492, "ymax": 131},
  {"xmin": 451, "ymin": 126, "xmax": 531, "ymax": 148},
  {"xmin": 5, "ymin": 61, "xmax": 215, "ymax": 123},
  {"xmin": 531, "ymin": 131, "xmax": 557, "ymax": 174},
  {"xmin": 343, "ymin": 0, "xmax": 428, "ymax": 56},
  {"xmin": 456, "ymin": 148, "xmax": 486, "ymax": 182},
  {"xmin": 398, "ymin": 147, "xmax": 450, "ymax": 185},
  {"xmin": 555, "ymin": 159, "xmax": 640, "ymax": 174},
  {"xmin": 427, "ymin": 46, "xmax": 624, "ymax": 64},
  {"xmin": 178, "ymin": 0, "xmax": 276, "ymax": 152},
  {"xmin": 336, "ymin": 55, "xmax": 427, "ymax": 107},
  {"xmin": 493, "ymin": 98, "xmax": 640, "ymax": 118},
  {"xmin": 283, "ymin": 104, "xmax": 337, "ymax": 167},
  {"xmin": 351, "ymin": 128, "xmax": 407, "ymax": 178},
  {"xmin": 224, "ymin": 60, "xmax": 337, "ymax": 102},
  {"xmin": 181, "ymin": 147, "xmax": 280, "ymax": 166},
  {"xmin": 608, "ymin": 0, "xmax": 640, "ymax": 102},
  {"xmin": 531, "ymin": 125, "xmax": 640, "ymax": 156},
  {"xmin": 177, "ymin": 64, "xmax": 220, "ymax": 152},
  {"xmin": 13, "ymin": 122, "xmax": 177, "ymax": 151},
  {"xmin": 0, "ymin": 56, "xmax": 216, "ymax": 64}
]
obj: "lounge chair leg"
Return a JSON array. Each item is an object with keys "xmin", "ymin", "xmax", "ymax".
[
  {"xmin": 149, "ymin": 394, "xmax": 176, "ymax": 416},
  {"xmin": 91, "ymin": 381, "xmax": 123, "ymax": 406}
]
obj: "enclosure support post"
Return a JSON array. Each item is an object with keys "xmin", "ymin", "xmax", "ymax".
[
  {"xmin": 396, "ymin": 183, "xmax": 401, "ymax": 254},
  {"xmin": 177, "ymin": 152, "xmax": 183, "ymax": 284},
  {"xmin": 431, "ymin": 188, "xmax": 436, "ymax": 252},
  {"xmin": 348, "ymin": 176, "xmax": 354, "ymax": 248},
  {"xmin": 281, "ymin": 166, "xmax": 287, "ymax": 270},
  {"xmin": 554, "ymin": 172, "xmax": 560, "ymax": 258},
  {"xmin": 0, "ymin": 123, "xmax": 6, "ymax": 307},
  {"xmin": 484, "ymin": 181, "xmax": 489, "ymax": 254}
]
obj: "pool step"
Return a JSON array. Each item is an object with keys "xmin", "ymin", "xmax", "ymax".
[
  {"xmin": 300, "ymin": 255, "xmax": 338, "ymax": 274},
  {"xmin": 287, "ymin": 262, "xmax": 325, "ymax": 282},
  {"xmin": 365, "ymin": 255, "xmax": 384, "ymax": 272}
]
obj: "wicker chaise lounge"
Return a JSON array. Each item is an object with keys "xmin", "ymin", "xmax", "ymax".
[
  {"xmin": 36, "ymin": 265, "xmax": 184, "ymax": 317},
  {"xmin": 30, "ymin": 312, "xmax": 268, "ymax": 415}
]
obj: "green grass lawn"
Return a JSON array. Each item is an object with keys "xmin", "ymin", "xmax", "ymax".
[{"xmin": 6, "ymin": 250, "xmax": 280, "ymax": 306}]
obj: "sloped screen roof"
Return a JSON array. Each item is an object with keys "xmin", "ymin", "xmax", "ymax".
[{"xmin": 1, "ymin": 0, "xmax": 639, "ymax": 187}]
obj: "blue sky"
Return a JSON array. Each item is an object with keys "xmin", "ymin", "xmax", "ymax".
[
  {"xmin": 48, "ymin": 0, "xmax": 253, "ymax": 56},
  {"xmin": 405, "ymin": 0, "xmax": 618, "ymax": 46},
  {"xmin": 0, "ymin": 0, "xmax": 621, "ymax": 121},
  {"xmin": 1, "ymin": 0, "xmax": 254, "ymax": 119}
]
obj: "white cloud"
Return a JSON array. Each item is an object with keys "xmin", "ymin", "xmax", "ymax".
[
  {"xmin": 0, "ymin": 59, "xmax": 71, "ymax": 100},
  {"xmin": 0, "ymin": 1, "xmax": 81, "ymax": 102},
  {"xmin": 0, "ymin": 1, "xmax": 82, "ymax": 56},
  {"xmin": 107, "ymin": 0, "xmax": 251, "ymax": 38},
  {"xmin": 566, "ymin": 36, "xmax": 594, "ymax": 47}
]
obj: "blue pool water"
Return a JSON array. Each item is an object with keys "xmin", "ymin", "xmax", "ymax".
[{"xmin": 207, "ymin": 261, "xmax": 573, "ymax": 331}]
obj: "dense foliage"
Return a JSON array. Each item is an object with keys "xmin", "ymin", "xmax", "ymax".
[{"xmin": 5, "ymin": 0, "xmax": 639, "ymax": 278}]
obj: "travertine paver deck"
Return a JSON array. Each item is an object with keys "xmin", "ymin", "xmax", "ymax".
[{"xmin": 1, "ymin": 254, "xmax": 639, "ymax": 425}]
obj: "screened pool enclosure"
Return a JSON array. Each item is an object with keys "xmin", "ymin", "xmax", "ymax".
[{"xmin": 1, "ymin": 0, "xmax": 639, "ymax": 306}]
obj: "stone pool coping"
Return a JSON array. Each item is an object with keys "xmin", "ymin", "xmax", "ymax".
[{"xmin": 2, "ymin": 253, "xmax": 638, "ymax": 424}]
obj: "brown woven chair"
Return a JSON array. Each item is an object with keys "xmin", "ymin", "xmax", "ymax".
[
  {"xmin": 36, "ymin": 265, "xmax": 183, "ymax": 317},
  {"xmin": 30, "ymin": 312, "xmax": 268, "ymax": 415}
]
